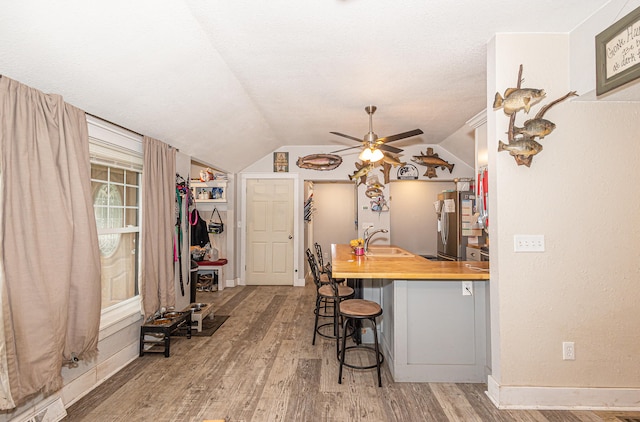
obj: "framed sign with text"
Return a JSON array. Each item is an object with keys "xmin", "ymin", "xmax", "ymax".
[{"xmin": 596, "ymin": 6, "xmax": 640, "ymax": 95}]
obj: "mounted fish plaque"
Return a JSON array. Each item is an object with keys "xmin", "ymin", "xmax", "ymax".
[
  {"xmin": 349, "ymin": 161, "xmax": 372, "ymax": 185},
  {"xmin": 410, "ymin": 148, "xmax": 454, "ymax": 178},
  {"xmin": 495, "ymin": 65, "xmax": 578, "ymax": 167},
  {"xmin": 296, "ymin": 153, "xmax": 342, "ymax": 171}
]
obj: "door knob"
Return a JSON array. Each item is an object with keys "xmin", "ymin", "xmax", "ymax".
[{"xmin": 288, "ymin": 235, "xmax": 293, "ymax": 239}]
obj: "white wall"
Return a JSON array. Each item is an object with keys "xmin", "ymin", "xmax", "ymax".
[{"xmin": 486, "ymin": 28, "xmax": 640, "ymax": 408}]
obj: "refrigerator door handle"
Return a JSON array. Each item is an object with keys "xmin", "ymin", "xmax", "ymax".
[{"xmin": 441, "ymin": 211, "xmax": 449, "ymax": 246}]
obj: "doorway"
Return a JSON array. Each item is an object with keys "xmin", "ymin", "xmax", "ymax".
[
  {"xmin": 245, "ymin": 178, "xmax": 295, "ymax": 285},
  {"xmin": 309, "ymin": 181, "xmax": 357, "ymax": 266}
]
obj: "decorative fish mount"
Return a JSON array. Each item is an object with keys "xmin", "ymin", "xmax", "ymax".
[
  {"xmin": 496, "ymin": 65, "xmax": 578, "ymax": 167},
  {"xmin": 365, "ymin": 175, "xmax": 384, "ymax": 198},
  {"xmin": 411, "ymin": 148, "xmax": 455, "ymax": 178},
  {"xmin": 493, "ymin": 88, "xmax": 546, "ymax": 115},
  {"xmin": 349, "ymin": 161, "xmax": 373, "ymax": 185},
  {"xmin": 296, "ymin": 153, "xmax": 342, "ymax": 171}
]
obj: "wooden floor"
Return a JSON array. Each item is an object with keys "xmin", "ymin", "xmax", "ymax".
[{"xmin": 65, "ymin": 283, "xmax": 638, "ymax": 422}]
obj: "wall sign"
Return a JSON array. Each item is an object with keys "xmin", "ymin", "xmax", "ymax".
[
  {"xmin": 596, "ymin": 5, "xmax": 640, "ymax": 95},
  {"xmin": 396, "ymin": 163, "xmax": 419, "ymax": 180},
  {"xmin": 273, "ymin": 152, "xmax": 289, "ymax": 172}
]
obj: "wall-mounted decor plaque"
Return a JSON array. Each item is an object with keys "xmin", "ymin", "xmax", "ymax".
[{"xmin": 596, "ymin": 6, "xmax": 640, "ymax": 95}]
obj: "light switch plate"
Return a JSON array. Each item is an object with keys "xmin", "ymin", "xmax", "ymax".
[{"xmin": 514, "ymin": 235, "xmax": 545, "ymax": 252}]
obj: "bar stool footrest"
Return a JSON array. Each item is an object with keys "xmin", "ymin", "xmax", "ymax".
[
  {"xmin": 315, "ymin": 321, "xmax": 354, "ymax": 341},
  {"xmin": 340, "ymin": 344, "xmax": 384, "ymax": 370}
]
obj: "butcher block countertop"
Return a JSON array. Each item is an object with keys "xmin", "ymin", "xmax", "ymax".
[{"xmin": 331, "ymin": 244, "xmax": 490, "ymax": 280}]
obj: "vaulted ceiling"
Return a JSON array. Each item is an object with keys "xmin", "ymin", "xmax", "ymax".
[{"xmin": 0, "ymin": 1, "xmax": 612, "ymax": 172}]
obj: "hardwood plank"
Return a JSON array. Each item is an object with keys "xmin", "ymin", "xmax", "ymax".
[
  {"xmin": 64, "ymin": 282, "xmax": 636, "ymax": 422},
  {"xmin": 430, "ymin": 383, "xmax": 484, "ymax": 421}
]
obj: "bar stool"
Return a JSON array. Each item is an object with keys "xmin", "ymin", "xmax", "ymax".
[
  {"xmin": 307, "ymin": 250, "xmax": 354, "ymax": 346},
  {"xmin": 315, "ymin": 242, "xmax": 345, "ymax": 285},
  {"xmin": 314, "ymin": 242, "xmax": 330, "ymax": 274},
  {"xmin": 338, "ymin": 298, "xmax": 384, "ymax": 387},
  {"xmin": 306, "ymin": 248, "xmax": 329, "ymax": 284},
  {"xmin": 306, "ymin": 248, "xmax": 334, "ymax": 332}
]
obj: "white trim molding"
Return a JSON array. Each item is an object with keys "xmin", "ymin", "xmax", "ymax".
[{"xmin": 486, "ymin": 375, "xmax": 640, "ymax": 411}]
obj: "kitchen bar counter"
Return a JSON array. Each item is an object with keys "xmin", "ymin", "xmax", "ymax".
[
  {"xmin": 330, "ymin": 244, "xmax": 489, "ymax": 280},
  {"xmin": 330, "ymin": 243, "xmax": 490, "ymax": 384}
]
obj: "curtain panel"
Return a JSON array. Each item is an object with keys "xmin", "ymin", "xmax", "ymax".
[
  {"xmin": 141, "ymin": 136, "xmax": 176, "ymax": 319},
  {"xmin": 0, "ymin": 76, "xmax": 101, "ymax": 408}
]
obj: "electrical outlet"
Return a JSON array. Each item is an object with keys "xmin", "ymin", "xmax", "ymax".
[
  {"xmin": 562, "ymin": 341, "xmax": 575, "ymax": 360},
  {"xmin": 462, "ymin": 281, "xmax": 473, "ymax": 296},
  {"xmin": 514, "ymin": 234, "xmax": 545, "ymax": 252}
]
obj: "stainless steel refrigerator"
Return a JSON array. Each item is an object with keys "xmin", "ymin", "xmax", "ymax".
[{"xmin": 436, "ymin": 190, "xmax": 474, "ymax": 261}]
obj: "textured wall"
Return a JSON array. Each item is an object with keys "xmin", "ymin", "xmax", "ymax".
[{"xmin": 489, "ymin": 33, "xmax": 640, "ymax": 392}]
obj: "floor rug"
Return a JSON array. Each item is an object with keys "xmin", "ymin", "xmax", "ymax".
[{"xmin": 191, "ymin": 315, "xmax": 229, "ymax": 337}]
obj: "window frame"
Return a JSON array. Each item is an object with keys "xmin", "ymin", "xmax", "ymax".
[{"xmin": 87, "ymin": 115, "xmax": 144, "ymax": 330}]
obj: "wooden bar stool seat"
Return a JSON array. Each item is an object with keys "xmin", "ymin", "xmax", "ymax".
[
  {"xmin": 314, "ymin": 282, "xmax": 355, "ymax": 344},
  {"xmin": 338, "ymin": 298, "xmax": 384, "ymax": 387}
]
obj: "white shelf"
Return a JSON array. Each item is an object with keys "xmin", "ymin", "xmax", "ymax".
[{"xmin": 191, "ymin": 180, "xmax": 227, "ymax": 203}]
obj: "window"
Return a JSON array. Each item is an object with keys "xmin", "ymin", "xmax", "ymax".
[
  {"xmin": 91, "ymin": 163, "xmax": 141, "ymax": 309},
  {"xmin": 87, "ymin": 116, "xmax": 143, "ymax": 315}
]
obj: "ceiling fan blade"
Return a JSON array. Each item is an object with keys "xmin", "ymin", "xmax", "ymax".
[
  {"xmin": 377, "ymin": 129, "xmax": 424, "ymax": 144},
  {"xmin": 379, "ymin": 144, "xmax": 403, "ymax": 154},
  {"xmin": 329, "ymin": 145, "xmax": 360, "ymax": 154},
  {"xmin": 330, "ymin": 131, "xmax": 363, "ymax": 143}
]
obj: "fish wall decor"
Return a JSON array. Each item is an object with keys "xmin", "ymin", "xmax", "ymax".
[
  {"xmin": 296, "ymin": 153, "xmax": 343, "ymax": 170},
  {"xmin": 364, "ymin": 175, "xmax": 384, "ymax": 198},
  {"xmin": 411, "ymin": 147, "xmax": 455, "ymax": 178},
  {"xmin": 349, "ymin": 161, "xmax": 373, "ymax": 185},
  {"xmin": 495, "ymin": 65, "xmax": 578, "ymax": 167}
]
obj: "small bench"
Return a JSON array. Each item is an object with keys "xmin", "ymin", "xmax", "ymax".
[
  {"xmin": 184, "ymin": 302, "xmax": 214, "ymax": 332},
  {"xmin": 196, "ymin": 258, "xmax": 228, "ymax": 291}
]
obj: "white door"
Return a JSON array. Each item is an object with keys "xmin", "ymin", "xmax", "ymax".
[{"xmin": 246, "ymin": 179, "xmax": 294, "ymax": 285}]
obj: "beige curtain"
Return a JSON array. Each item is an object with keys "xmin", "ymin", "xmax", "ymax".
[
  {"xmin": 141, "ymin": 136, "xmax": 176, "ymax": 319},
  {"xmin": 0, "ymin": 76, "xmax": 101, "ymax": 408}
]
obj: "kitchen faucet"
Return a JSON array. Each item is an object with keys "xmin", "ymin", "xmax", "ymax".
[{"xmin": 364, "ymin": 227, "xmax": 389, "ymax": 253}]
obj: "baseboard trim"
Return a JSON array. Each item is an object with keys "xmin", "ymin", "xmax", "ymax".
[
  {"xmin": 486, "ymin": 375, "xmax": 640, "ymax": 411},
  {"xmin": 61, "ymin": 341, "xmax": 139, "ymax": 408}
]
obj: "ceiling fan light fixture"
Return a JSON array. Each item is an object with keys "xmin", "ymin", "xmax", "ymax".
[
  {"xmin": 358, "ymin": 147, "xmax": 384, "ymax": 163},
  {"xmin": 358, "ymin": 147, "xmax": 373, "ymax": 161},
  {"xmin": 370, "ymin": 148, "xmax": 384, "ymax": 162}
]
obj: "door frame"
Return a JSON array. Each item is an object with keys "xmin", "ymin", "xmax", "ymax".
[{"xmin": 240, "ymin": 172, "xmax": 301, "ymax": 286}]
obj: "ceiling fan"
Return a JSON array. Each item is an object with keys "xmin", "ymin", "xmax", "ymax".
[{"xmin": 330, "ymin": 105, "xmax": 423, "ymax": 162}]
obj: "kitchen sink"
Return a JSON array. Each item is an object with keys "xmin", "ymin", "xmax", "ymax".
[{"xmin": 365, "ymin": 246, "xmax": 414, "ymax": 258}]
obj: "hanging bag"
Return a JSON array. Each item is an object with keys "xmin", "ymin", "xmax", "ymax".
[
  {"xmin": 190, "ymin": 209, "xmax": 210, "ymax": 249},
  {"xmin": 208, "ymin": 207, "xmax": 224, "ymax": 234}
]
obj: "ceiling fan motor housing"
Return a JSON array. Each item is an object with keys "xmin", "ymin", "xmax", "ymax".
[
  {"xmin": 329, "ymin": 105, "xmax": 422, "ymax": 156},
  {"xmin": 364, "ymin": 131, "xmax": 378, "ymax": 146}
]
